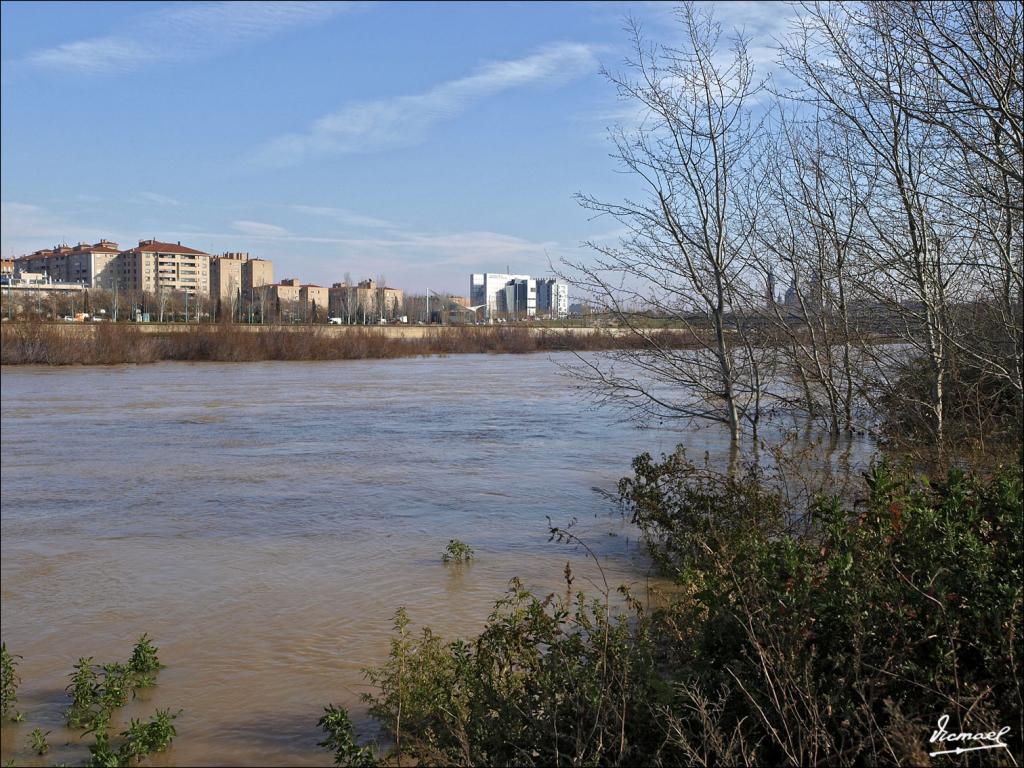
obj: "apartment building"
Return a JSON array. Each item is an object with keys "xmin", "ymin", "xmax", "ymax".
[
  {"xmin": 300, "ymin": 285, "xmax": 329, "ymax": 318},
  {"xmin": 70, "ymin": 241, "xmax": 120, "ymax": 288},
  {"xmin": 241, "ymin": 258, "xmax": 273, "ymax": 293},
  {"xmin": 210, "ymin": 254, "xmax": 245, "ymax": 303},
  {"xmin": 328, "ymin": 279, "xmax": 404, "ymax": 321},
  {"xmin": 13, "ymin": 240, "xmax": 120, "ymax": 287},
  {"xmin": 263, "ymin": 278, "xmax": 301, "ymax": 303},
  {"xmin": 118, "ymin": 239, "xmax": 210, "ymax": 296}
]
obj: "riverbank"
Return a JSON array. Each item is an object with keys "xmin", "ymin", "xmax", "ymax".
[{"xmin": 0, "ymin": 321, "xmax": 704, "ymax": 365}]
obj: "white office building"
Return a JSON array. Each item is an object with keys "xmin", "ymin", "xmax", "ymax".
[
  {"xmin": 470, "ymin": 273, "xmax": 569, "ymax": 319},
  {"xmin": 536, "ymin": 278, "xmax": 569, "ymax": 318},
  {"xmin": 470, "ymin": 273, "xmax": 530, "ymax": 319}
]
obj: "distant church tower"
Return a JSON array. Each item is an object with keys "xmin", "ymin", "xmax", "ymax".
[
  {"xmin": 765, "ymin": 269, "xmax": 776, "ymax": 309},
  {"xmin": 783, "ymin": 278, "xmax": 799, "ymax": 308}
]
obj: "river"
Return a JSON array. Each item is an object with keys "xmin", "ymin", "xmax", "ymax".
[{"xmin": 0, "ymin": 353, "xmax": 866, "ymax": 765}]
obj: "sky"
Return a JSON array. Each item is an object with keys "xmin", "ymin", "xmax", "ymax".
[{"xmin": 1, "ymin": 1, "xmax": 798, "ymax": 294}]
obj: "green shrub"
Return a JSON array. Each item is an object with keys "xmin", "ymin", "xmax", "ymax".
[
  {"xmin": 357, "ymin": 584, "xmax": 658, "ymax": 767},
  {"xmin": 441, "ymin": 539, "xmax": 475, "ymax": 564},
  {"xmin": 0, "ymin": 643, "xmax": 20, "ymax": 721},
  {"xmin": 127, "ymin": 634, "xmax": 162, "ymax": 686},
  {"xmin": 318, "ymin": 705, "xmax": 376, "ymax": 767},
  {"xmin": 66, "ymin": 657, "xmax": 101, "ymax": 729},
  {"xmin": 86, "ymin": 709, "xmax": 178, "ymax": 767},
  {"xmin": 620, "ymin": 451, "xmax": 1024, "ymax": 765},
  {"xmin": 66, "ymin": 636, "xmax": 166, "ymax": 732}
]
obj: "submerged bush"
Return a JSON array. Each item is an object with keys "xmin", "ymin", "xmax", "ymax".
[
  {"xmin": 1, "ymin": 634, "xmax": 179, "ymax": 766},
  {"xmin": 62, "ymin": 635, "xmax": 178, "ymax": 764},
  {"xmin": 65, "ymin": 635, "xmax": 169, "ymax": 733},
  {"xmin": 0, "ymin": 643, "xmax": 21, "ymax": 720},
  {"xmin": 318, "ymin": 705, "xmax": 376, "ymax": 767},
  {"xmin": 27, "ymin": 727, "xmax": 49, "ymax": 756},
  {"xmin": 335, "ymin": 455, "xmax": 1023, "ymax": 766},
  {"xmin": 360, "ymin": 588, "xmax": 657, "ymax": 767},
  {"xmin": 441, "ymin": 539, "xmax": 475, "ymax": 564},
  {"xmin": 86, "ymin": 709, "xmax": 179, "ymax": 768}
]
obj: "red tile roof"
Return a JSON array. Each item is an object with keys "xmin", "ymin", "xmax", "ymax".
[{"xmin": 124, "ymin": 239, "xmax": 208, "ymax": 256}]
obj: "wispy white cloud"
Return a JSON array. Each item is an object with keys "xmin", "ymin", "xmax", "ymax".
[
  {"xmin": 195, "ymin": 225, "xmax": 564, "ymax": 262},
  {"xmin": 638, "ymin": 1, "xmax": 805, "ymax": 77},
  {"xmin": 579, "ymin": 1, "xmax": 806, "ymax": 143},
  {"xmin": 27, "ymin": 1, "xmax": 351, "ymax": 74},
  {"xmin": 254, "ymin": 42, "xmax": 600, "ymax": 165},
  {"xmin": 287, "ymin": 205, "xmax": 397, "ymax": 230},
  {"xmin": 232, "ymin": 219, "xmax": 290, "ymax": 237},
  {"xmin": 136, "ymin": 191, "xmax": 182, "ymax": 207}
]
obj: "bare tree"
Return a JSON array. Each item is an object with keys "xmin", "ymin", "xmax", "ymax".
[
  {"xmin": 565, "ymin": 3, "xmax": 770, "ymax": 449},
  {"xmin": 755, "ymin": 110, "xmax": 874, "ymax": 435},
  {"xmin": 781, "ymin": 2, "xmax": 957, "ymax": 442},
  {"xmin": 781, "ymin": 0, "xmax": 1022, "ymax": 443},
  {"xmin": 157, "ymin": 285, "xmax": 170, "ymax": 323},
  {"xmin": 887, "ymin": 1, "xmax": 1023, "ymax": 403}
]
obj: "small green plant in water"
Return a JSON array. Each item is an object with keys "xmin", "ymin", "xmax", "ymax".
[
  {"xmin": 86, "ymin": 708, "xmax": 179, "ymax": 767},
  {"xmin": 66, "ymin": 657, "xmax": 101, "ymax": 728},
  {"xmin": 67, "ymin": 636, "xmax": 164, "ymax": 731},
  {"xmin": 99, "ymin": 663, "xmax": 130, "ymax": 712},
  {"xmin": 441, "ymin": 538, "xmax": 474, "ymax": 563},
  {"xmin": 318, "ymin": 705, "xmax": 376, "ymax": 767},
  {"xmin": 0, "ymin": 642, "xmax": 21, "ymax": 721},
  {"xmin": 28, "ymin": 727, "xmax": 50, "ymax": 756},
  {"xmin": 127, "ymin": 634, "xmax": 161, "ymax": 686}
]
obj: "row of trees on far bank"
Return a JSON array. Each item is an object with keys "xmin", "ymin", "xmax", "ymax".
[
  {"xmin": 565, "ymin": 0, "xmax": 1021, "ymax": 450},
  {"xmin": 0, "ymin": 286, "xmax": 328, "ymax": 326}
]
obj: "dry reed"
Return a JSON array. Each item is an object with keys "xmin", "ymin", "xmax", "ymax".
[{"xmin": 0, "ymin": 322, "xmax": 699, "ymax": 366}]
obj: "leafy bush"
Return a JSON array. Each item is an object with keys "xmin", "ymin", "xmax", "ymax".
[
  {"xmin": 360, "ymin": 587, "xmax": 657, "ymax": 767},
  {"xmin": 441, "ymin": 539, "xmax": 475, "ymax": 564},
  {"xmin": 0, "ymin": 643, "xmax": 20, "ymax": 721},
  {"xmin": 66, "ymin": 635, "xmax": 167, "ymax": 731},
  {"xmin": 127, "ymin": 633, "xmax": 162, "ymax": 686},
  {"xmin": 318, "ymin": 705, "xmax": 376, "ymax": 767},
  {"xmin": 60, "ymin": 636, "xmax": 179, "ymax": 765},
  {"xmin": 0, "ymin": 634, "xmax": 178, "ymax": 765},
  {"xmin": 86, "ymin": 709, "xmax": 178, "ymax": 767},
  {"xmin": 626, "ymin": 451, "xmax": 1023, "ymax": 765},
  {"xmin": 337, "ymin": 454, "xmax": 1023, "ymax": 766}
]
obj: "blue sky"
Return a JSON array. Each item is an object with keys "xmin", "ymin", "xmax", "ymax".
[{"xmin": 1, "ymin": 1, "xmax": 795, "ymax": 294}]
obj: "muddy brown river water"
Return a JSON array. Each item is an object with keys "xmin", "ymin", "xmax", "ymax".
[{"xmin": 0, "ymin": 353, "xmax": 868, "ymax": 765}]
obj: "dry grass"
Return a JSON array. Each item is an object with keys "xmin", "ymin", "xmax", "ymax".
[{"xmin": 0, "ymin": 322, "xmax": 699, "ymax": 365}]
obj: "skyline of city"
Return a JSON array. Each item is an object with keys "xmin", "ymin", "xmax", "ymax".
[
  {"xmin": 4, "ymin": 236, "xmax": 574, "ymax": 322},
  {"xmin": 1, "ymin": 1, "xmax": 797, "ymax": 294}
]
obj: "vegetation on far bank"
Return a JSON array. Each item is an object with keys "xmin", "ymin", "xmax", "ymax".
[{"xmin": 0, "ymin": 320, "xmax": 714, "ymax": 366}]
